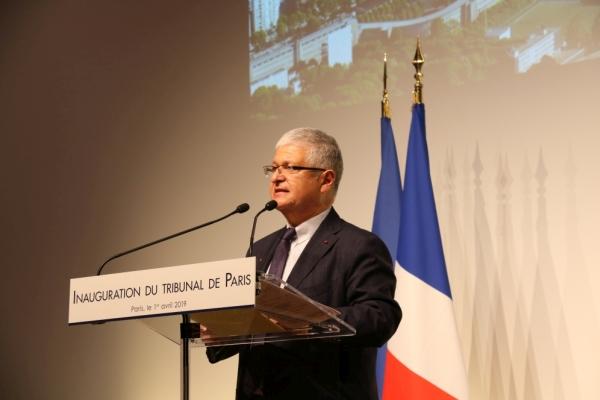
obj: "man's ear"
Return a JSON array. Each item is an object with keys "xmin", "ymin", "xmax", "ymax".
[{"xmin": 320, "ymin": 170, "xmax": 336, "ymax": 193}]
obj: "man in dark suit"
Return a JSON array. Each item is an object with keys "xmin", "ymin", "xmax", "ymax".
[{"xmin": 208, "ymin": 127, "xmax": 401, "ymax": 399}]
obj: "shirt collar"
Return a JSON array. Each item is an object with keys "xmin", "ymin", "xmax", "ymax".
[{"xmin": 288, "ymin": 207, "xmax": 331, "ymax": 245}]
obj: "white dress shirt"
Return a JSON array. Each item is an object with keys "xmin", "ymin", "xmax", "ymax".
[{"xmin": 267, "ymin": 207, "xmax": 331, "ymax": 282}]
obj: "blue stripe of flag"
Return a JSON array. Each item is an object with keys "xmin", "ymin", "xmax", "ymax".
[
  {"xmin": 372, "ymin": 116, "xmax": 403, "ymax": 398},
  {"xmin": 397, "ymin": 104, "xmax": 452, "ymax": 299}
]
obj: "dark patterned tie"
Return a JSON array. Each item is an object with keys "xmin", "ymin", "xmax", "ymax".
[{"xmin": 268, "ymin": 227, "xmax": 297, "ymax": 280}]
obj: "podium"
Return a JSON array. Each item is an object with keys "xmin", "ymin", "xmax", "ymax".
[{"xmin": 68, "ymin": 257, "xmax": 355, "ymax": 399}]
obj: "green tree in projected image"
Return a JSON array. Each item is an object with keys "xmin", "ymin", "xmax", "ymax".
[
  {"xmin": 357, "ymin": 0, "xmax": 428, "ymax": 23},
  {"xmin": 250, "ymin": 0, "xmax": 600, "ymax": 119}
]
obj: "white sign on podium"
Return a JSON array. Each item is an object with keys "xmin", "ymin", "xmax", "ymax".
[{"xmin": 68, "ymin": 257, "xmax": 255, "ymax": 324}]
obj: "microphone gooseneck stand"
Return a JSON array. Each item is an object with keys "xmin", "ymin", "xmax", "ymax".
[
  {"xmin": 95, "ymin": 203, "xmax": 250, "ymax": 400},
  {"xmin": 181, "ymin": 313, "xmax": 201, "ymax": 400},
  {"xmin": 248, "ymin": 200, "xmax": 278, "ymax": 297},
  {"xmin": 96, "ymin": 203, "xmax": 250, "ymax": 276}
]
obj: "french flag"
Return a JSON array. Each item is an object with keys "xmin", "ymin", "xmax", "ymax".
[{"xmin": 373, "ymin": 104, "xmax": 468, "ymax": 399}]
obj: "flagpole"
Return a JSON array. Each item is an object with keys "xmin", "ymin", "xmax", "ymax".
[
  {"xmin": 412, "ymin": 39, "xmax": 424, "ymax": 105},
  {"xmin": 390, "ymin": 38, "xmax": 469, "ymax": 399},
  {"xmin": 382, "ymin": 53, "xmax": 391, "ymax": 118},
  {"xmin": 374, "ymin": 49, "xmax": 404, "ymax": 400}
]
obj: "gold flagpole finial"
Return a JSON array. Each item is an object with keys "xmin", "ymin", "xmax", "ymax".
[
  {"xmin": 412, "ymin": 39, "xmax": 424, "ymax": 105},
  {"xmin": 382, "ymin": 53, "xmax": 391, "ymax": 118}
]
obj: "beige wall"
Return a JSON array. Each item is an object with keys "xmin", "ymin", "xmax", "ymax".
[{"xmin": 1, "ymin": 1, "xmax": 598, "ymax": 399}]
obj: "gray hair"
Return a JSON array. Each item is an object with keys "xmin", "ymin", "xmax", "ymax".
[{"xmin": 276, "ymin": 127, "xmax": 343, "ymax": 192}]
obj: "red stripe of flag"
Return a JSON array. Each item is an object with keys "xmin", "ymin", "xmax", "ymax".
[{"xmin": 382, "ymin": 352, "xmax": 456, "ymax": 400}]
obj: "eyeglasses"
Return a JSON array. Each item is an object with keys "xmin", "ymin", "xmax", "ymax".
[{"xmin": 263, "ymin": 164, "xmax": 326, "ymax": 178}]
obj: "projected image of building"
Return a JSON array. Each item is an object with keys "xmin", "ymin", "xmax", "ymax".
[
  {"xmin": 512, "ymin": 29, "xmax": 557, "ymax": 73},
  {"xmin": 250, "ymin": 0, "xmax": 281, "ymax": 33},
  {"xmin": 250, "ymin": 17, "xmax": 357, "ymax": 94},
  {"xmin": 248, "ymin": 0, "xmax": 600, "ymax": 113}
]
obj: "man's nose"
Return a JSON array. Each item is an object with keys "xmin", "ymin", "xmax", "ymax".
[{"xmin": 270, "ymin": 169, "xmax": 285, "ymax": 183}]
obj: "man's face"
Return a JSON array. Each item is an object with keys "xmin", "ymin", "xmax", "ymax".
[{"xmin": 269, "ymin": 143, "xmax": 328, "ymax": 224}]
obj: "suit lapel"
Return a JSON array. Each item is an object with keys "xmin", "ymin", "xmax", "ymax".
[
  {"xmin": 254, "ymin": 227, "xmax": 286, "ymax": 274},
  {"xmin": 287, "ymin": 208, "xmax": 343, "ymax": 288}
]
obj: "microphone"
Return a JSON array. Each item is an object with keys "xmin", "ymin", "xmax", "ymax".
[
  {"xmin": 264, "ymin": 200, "xmax": 278, "ymax": 211},
  {"xmin": 248, "ymin": 200, "xmax": 278, "ymax": 257},
  {"xmin": 97, "ymin": 203, "xmax": 250, "ymax": 275}
]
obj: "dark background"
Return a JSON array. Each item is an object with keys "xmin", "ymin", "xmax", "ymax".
[{"xmin": 0, "ymin": 2, "xmax": 255, "ymax": 398}]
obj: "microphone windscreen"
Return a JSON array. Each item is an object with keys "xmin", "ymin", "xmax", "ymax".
[
  {"xmin": 236, "ymin": 203, "xmax": 250, "ymax": 213},
  {"xmin": 265, "ymin": 200, "xmax": 278, "ymax": 211}
]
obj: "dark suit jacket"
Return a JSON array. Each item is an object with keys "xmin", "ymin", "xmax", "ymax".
[{"xmin": 208, "ymin": 208, "xmax": 401, "ymax": 400}]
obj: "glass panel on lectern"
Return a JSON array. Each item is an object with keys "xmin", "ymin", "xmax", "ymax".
[{"xmin": 141, "ymin": 273, "xmax": 356, "ymax": 346}]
